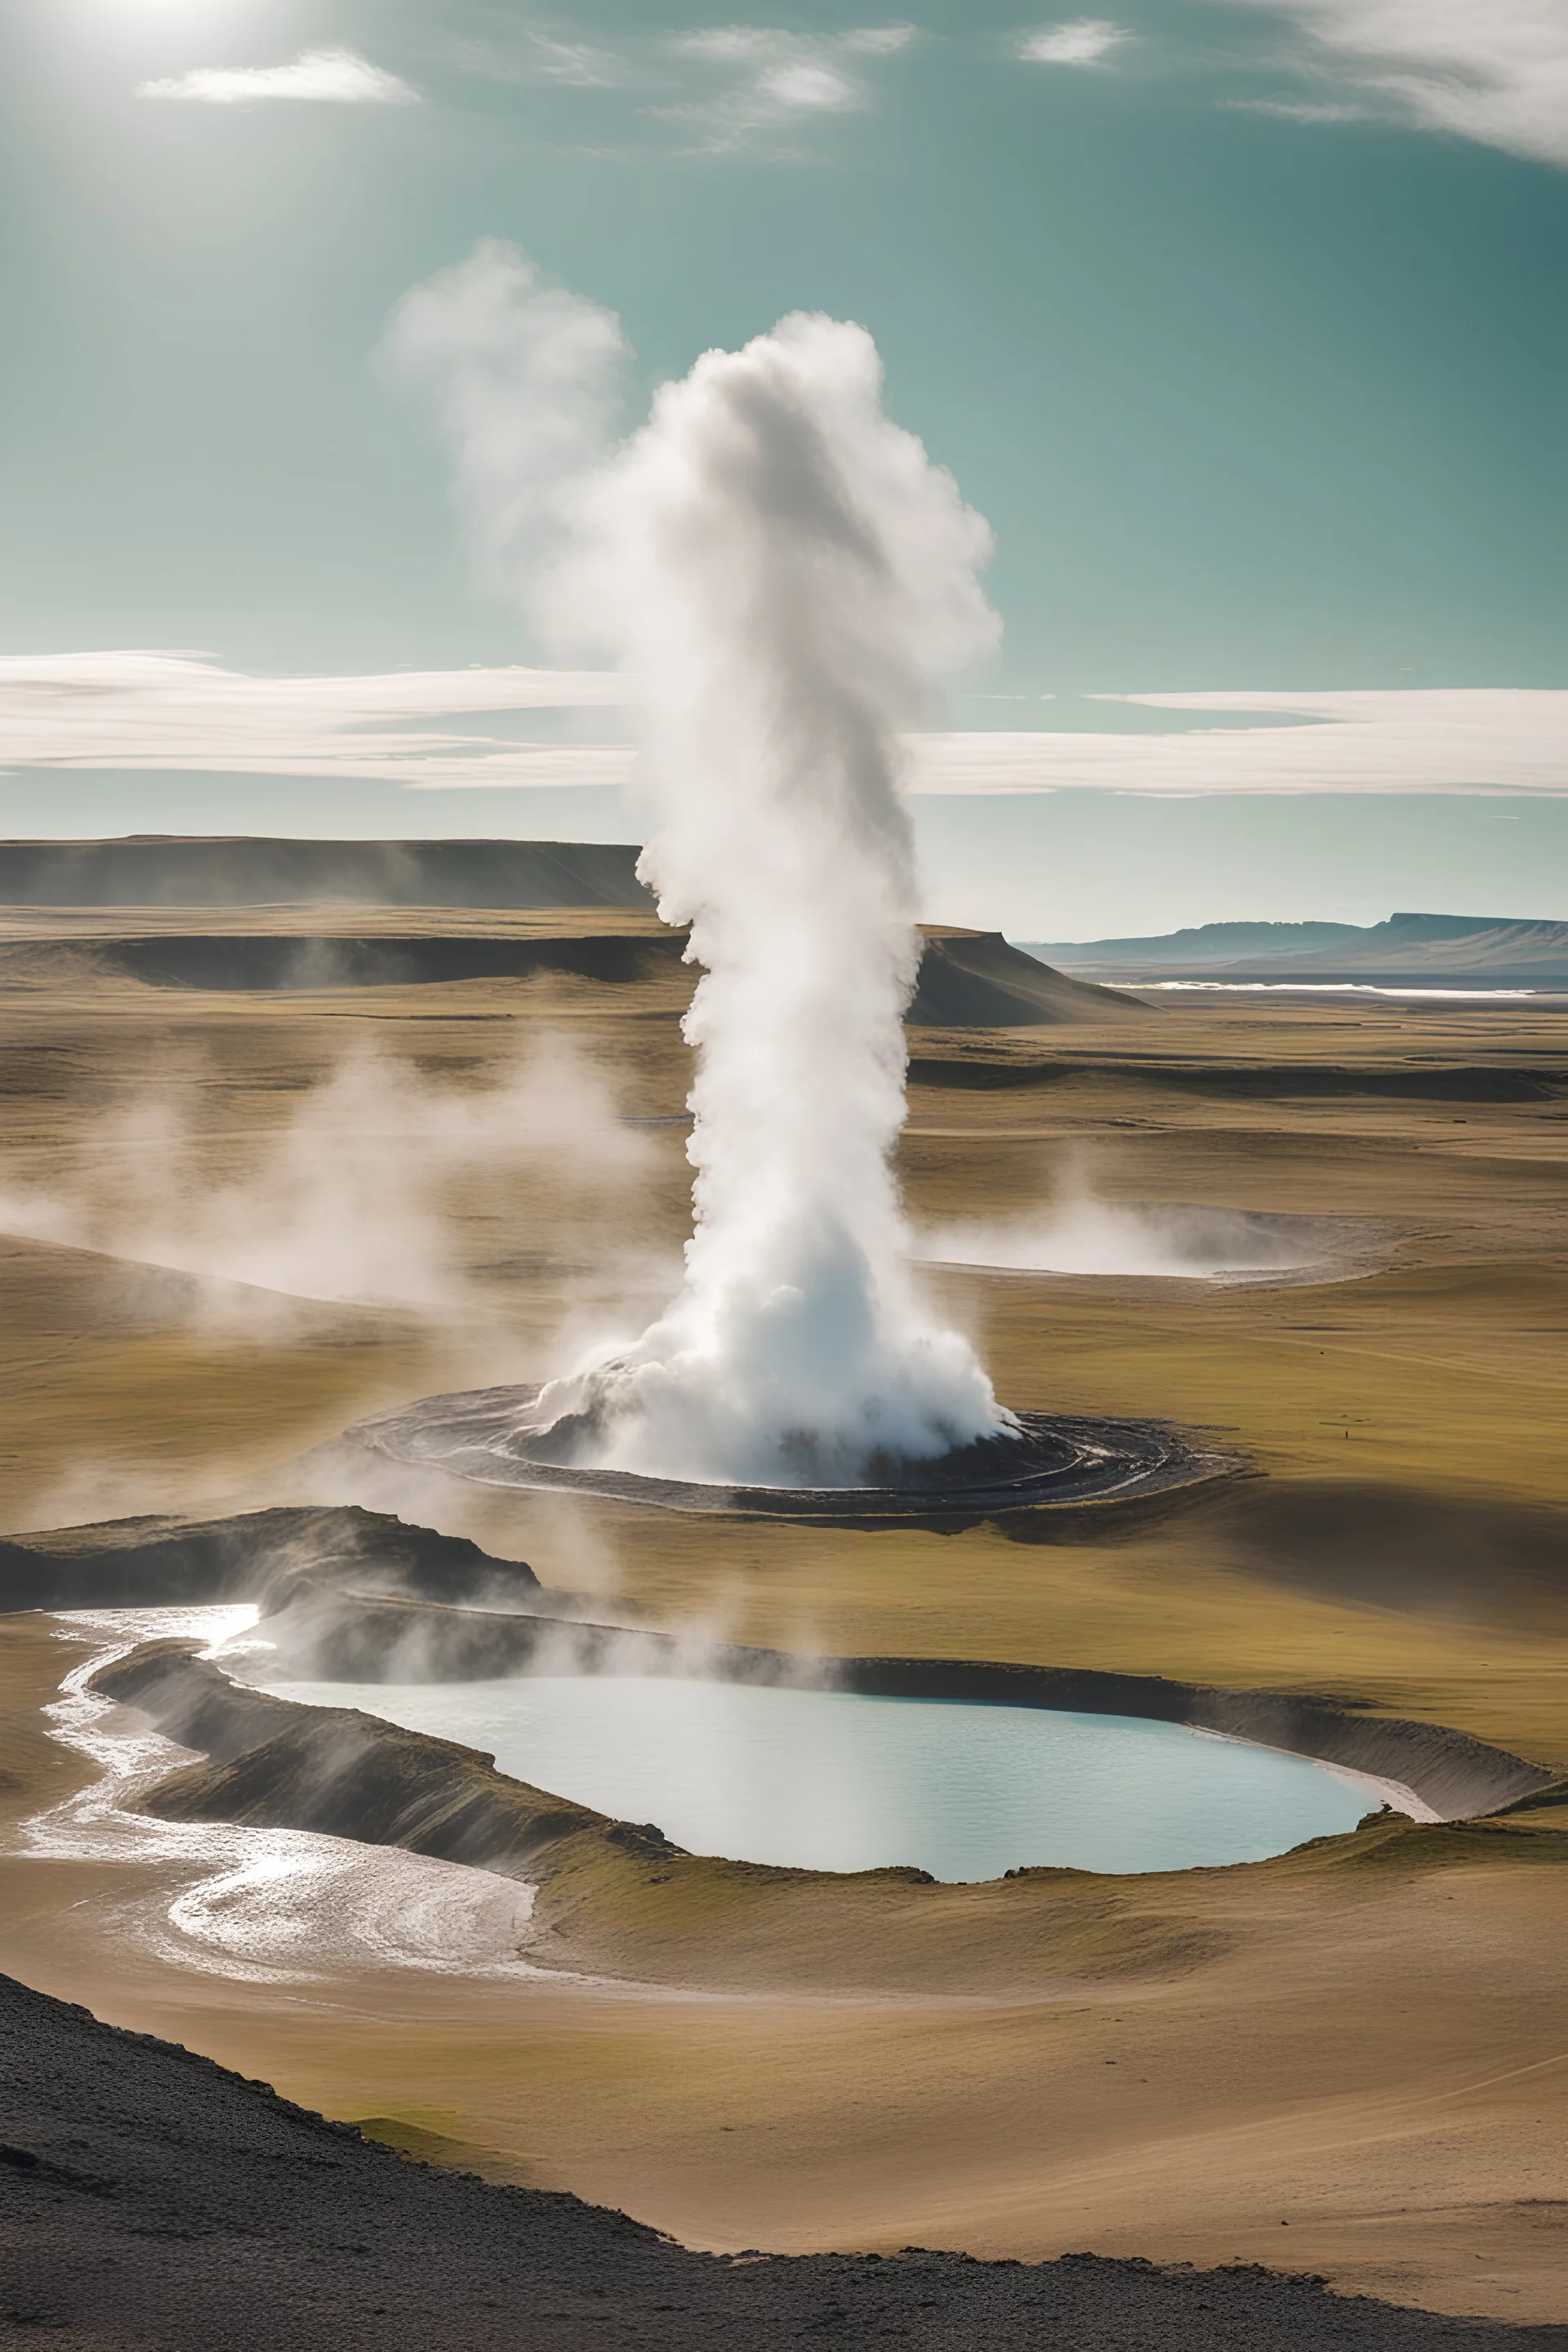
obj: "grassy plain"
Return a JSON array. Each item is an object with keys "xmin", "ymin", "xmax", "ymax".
[{"xmin": 1, "ymin": 914, "xmax": 1566, "ymax": 2319}]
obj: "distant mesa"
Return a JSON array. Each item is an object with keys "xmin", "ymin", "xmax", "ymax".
[
  {"xmin": 908, "ymin": 928, "xmax": 1151, "ymax": 1027},
  {"xmin": 0, "ymin": 834, "xmax": 653, "ymax": 911},
  {"xmin": 0, "ymin": 923, "xmax": 1142, "ymax": 1026},
  {"xmin": 0, "ymin": 837, "xmax": 1147, "ymax": 1027},
  {"xmin": 1025, "ymin": 910, "xmax": 1568, "ymax": 988}
]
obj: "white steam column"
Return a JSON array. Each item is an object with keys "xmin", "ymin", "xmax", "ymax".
[
  {"xmin": 548, "ymin": 313, "xmax": 1010, "ymax": 1484},
  {"xmin": 389, "ymin": 253, "xmax": 1012, "ymax": 1489}
]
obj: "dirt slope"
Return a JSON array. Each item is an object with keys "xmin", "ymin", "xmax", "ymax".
[{"xmin": 3, "ymin": 1970, "xmax": 1558, "ymax": 2352}]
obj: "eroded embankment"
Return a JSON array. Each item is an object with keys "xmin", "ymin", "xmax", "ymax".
[
  {"xmin": 92, "ymin": 1641, "xmax": 633, "ymax": 1890},
  {"xmin": 0, "ymin": 1504, "xmax": 549, "ymax": 1617}
]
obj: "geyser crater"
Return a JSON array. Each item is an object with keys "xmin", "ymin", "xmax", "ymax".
[{"xmin": 351, "ymin": 1381, "xmax": 1228, "ymax": 1517}]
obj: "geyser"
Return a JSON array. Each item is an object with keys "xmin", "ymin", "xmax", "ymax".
[
  {"xmin": 540, "ymin": 311, "xmax": 1009, "ymax": 1486},
  {"xmin": 377, "ymin": 248, "xmax": 1223, "ymax": 1511},
  {"xmin": 398, "ymin": 252, "xmax": 1009, "ymax": 1489}
]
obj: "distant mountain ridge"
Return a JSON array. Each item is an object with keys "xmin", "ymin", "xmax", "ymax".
[
  {"xmin": 1030, "ymin": 919, "xmax": 1367, "ymax": 965},
  {"xmin": 0, "ymin": 835, "xmax": 652, "ymax": 909},
  {"xmin": 1024, "ymin": 911, "xmax": 1568, "ymax": 987}
]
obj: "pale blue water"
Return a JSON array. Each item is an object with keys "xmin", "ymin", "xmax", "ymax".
[{"xmin": 257, "ymin": 1673, "xmax": 1390, "ymax": 1880}]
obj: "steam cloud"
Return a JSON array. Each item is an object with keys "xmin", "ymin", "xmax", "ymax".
[
  {"xmin": 383, "ymin": 243, "xmax": 630, "ymax": 604},
  {"xmin": 0, "ymin": 1039, "xmax": 650, "ymax": 1321},
  {"xmin": 392, "ymin": 248, "xmax": 1010, "ymax": 1486},
  {"xmin": 922, "ymin": 1190, "xmax": 1331, "ymax": 1281}
]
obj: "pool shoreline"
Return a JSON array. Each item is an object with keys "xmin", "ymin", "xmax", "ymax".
[
  {"xmin": 246, "ymin": 1573, "xmax": 1554, "ymax": 1824},
  {"xmin": 69, "ymin": 1620, "xmax": 1568, "ymax": 2002},
  {"xmin": 251, "ymin": 1666, "xmax": 1405, "ymax": 1880}
]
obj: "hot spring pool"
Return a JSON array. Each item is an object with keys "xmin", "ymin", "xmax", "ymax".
[{"xmin": 253, "ymin": 1673, "xmax": 1396, "ymax": 1878}]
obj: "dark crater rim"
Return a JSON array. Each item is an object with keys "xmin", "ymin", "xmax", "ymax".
[{"xmin": 348, "ymin": 1385, "xmax": 1240, "ymax": 1518}]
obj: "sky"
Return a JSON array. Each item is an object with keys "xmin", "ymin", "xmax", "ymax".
[{"xmin": 1, "ymin": 0, "xmax": 1565, "ymax": 938}]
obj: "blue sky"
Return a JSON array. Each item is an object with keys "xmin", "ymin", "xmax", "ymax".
[{"xmin": 2, "ymin": 0, "xmax": 1565, "ymax": 936}]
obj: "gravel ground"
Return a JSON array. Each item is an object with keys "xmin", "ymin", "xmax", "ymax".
[{"xmin": 3, "ymin": 1971, "xmax": 1564, "ymax": 2351}]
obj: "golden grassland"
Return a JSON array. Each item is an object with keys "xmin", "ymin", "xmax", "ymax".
[{"xmin": 1, "ymin": 928, "xmax": 1566, "ymax": 2318}]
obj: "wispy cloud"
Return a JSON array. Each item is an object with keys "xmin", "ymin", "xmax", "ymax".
[
  {"xmin": 911, "ymin": 692, "xmax": 1568, "ymax": 795},
  {"xmin": 453, "ymin": 28, "xmax": 626, "ymax": 88},
  {"xmin": 381, "ymin": 242, "xmax": 630, "ymax": 608},
  {"xmin": 137, "ymin": 49, "xmax": 418, "ymax": 107},
  {"xmin": 0, "ymin": 653, "xmax": 623, "ymax": 787},
  {"xmin": 6, "ymin": 661, "xmax": 1563, "ymax": 799},
  {"xmin": 658, "ymin": 24, "xmax": 917, "ymax": 151},
  {"xmin": 1240, "ymin": 95, "xmax": 1364, "ymax": 120},
  {"xmin": 439, "ymin": 19, "xmax": 915, "ymax": 155},
  {"xmin": 1219, "ymin": 0, "xmax": 1568, "ymax": 167},
  {"xmin": 1018, "ymin": 20, "xmax": 1134, "ymax": 65}
]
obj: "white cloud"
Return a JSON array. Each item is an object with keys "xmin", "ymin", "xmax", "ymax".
[
  {"xmin": 1018, "ymin": 20, "xmax": 1134, "ymax": 65},
  {"xmin": 906, "ymin": 692, "xmax": 1568, "ymax": 794},
  {"xmin": 137, "ymin": 49, "xmax": 418, "ymax": 107},
  {"xmin": 1220, "ymin": 0, "xmax": 1568, "ymax": 167},
  {"xmin": 0, "ymin": 653, "xmax": 624, "ymax": 788},
  {"xmin": 6, "ymin": 665, "xmax": 1563, "ymax": 800},
  {"xmin": 662, "ymin": 24, "xmax": 916, "ymax": 149}
]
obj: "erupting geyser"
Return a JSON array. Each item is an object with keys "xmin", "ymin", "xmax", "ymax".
[
  {"xmin": 372, "ymin": 247, "xmax": 1219, "ymax": 1508},
  {"xmin": 537, "ymin": 310, "xmax": 1011, "ymax": 1486}
]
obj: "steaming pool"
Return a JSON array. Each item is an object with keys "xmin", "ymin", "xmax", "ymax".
[
  {"xmin": 254, "ymin": 1673, "xmax": 1396, "ymax": 1878},
  {"xmin": 918, "ymin": 1201, "xmax": 1356, "ymax": 1283}
]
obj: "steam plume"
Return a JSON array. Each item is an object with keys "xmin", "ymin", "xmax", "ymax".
[
  {"xmin": 383, "ymin": 241, "xmax": 629, "ymax": 601},
  {"xmin": 0, "ymin": 1038, "xmax": 648, "ymax": 1321},
  {"xmin": 394, "ymin": 250, "xmax": 1010, "ymax": 1486}
]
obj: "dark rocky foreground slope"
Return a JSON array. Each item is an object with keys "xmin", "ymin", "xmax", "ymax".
[{"xmin": 4, "ymin": 1971, "xmax": 1563, "ymax": 2352}]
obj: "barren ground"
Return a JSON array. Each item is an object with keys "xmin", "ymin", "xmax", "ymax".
[{"xmin": 2, "ymin": 913, "xmax": 1566, "ymax": 2323}]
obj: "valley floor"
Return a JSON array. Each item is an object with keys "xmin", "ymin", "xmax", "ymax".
[{"xmin": 2, "ymin": 920, "xmax": 1566, "ymax": 2324}]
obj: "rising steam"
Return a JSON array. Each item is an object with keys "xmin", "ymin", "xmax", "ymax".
[
  {"xmin": 393, "ymin": 251, "xmax": 1010, "ymax": 1485},
  {"xmin": 921, "ymin": 1199, "xmax": 1331, "ymax": 1281},
  {"xmin": 0, "ymin": 1038, "xmax": 651, "ymax": 1321}
]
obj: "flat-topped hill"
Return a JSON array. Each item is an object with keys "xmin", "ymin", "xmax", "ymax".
[
  {"xmin": 1030, "ymin": 911, "xmax": 1568, "ymax": 986},
  {"xmin": 910, "ymin": 928, "xmax": 1151, "ymax": 1026},
  {"xmin": 0, "ymin": 907, "xmax": 1151, "ymax": 1027},
  {"xmin": 0, "ymin": 835, "xmax": 652, "ymax": 910}
]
